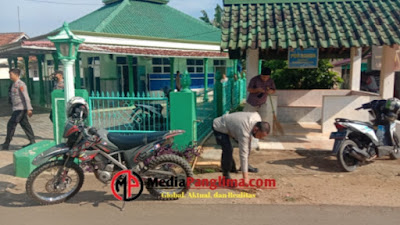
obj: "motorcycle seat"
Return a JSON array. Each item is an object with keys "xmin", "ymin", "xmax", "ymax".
[
  {"xmin": 135, "ymin": 103, "xmax": 163, "ymax": 113},
  {"xmin": 336, "ymin": 118, "xmax": 374, "ymax": 128},
  {"xmin": 107, "ymin": 131, "xmax": 168, "ymax": 150}
]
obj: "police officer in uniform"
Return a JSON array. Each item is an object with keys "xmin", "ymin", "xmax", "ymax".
[
  {"xmin": 1, "ymin": 69, "xmax": 35, "ymax": 150},
  {"xmin": 49, "ymin": 70, "xmax": 64, "ymax": 122}
]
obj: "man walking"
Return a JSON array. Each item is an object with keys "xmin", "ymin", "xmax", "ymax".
[
  {"xmin": 49, "ymin": 70, "xmax": 64, "ymax": 122},
  {"xmin": 1, "ymin": 69, "xmax": 35, "ymax": 150},
  {"xmin": 213, "ymin": 112, "xmax": 270, "ymax": 185}
]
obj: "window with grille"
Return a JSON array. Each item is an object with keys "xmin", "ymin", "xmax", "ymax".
[
  {"xmin": 187, "ymin": 59, "xmax": 204, "ymax": 74},
  {"xmin": 213, "ymin": 59, "xmax": 226, "ymax": 66},
  {"xmin": 152, "ymin": 58, "xmax": 170, "ymax": 74}
]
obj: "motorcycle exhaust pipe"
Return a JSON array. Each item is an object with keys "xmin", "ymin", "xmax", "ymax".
[
  {"xmin": 349, "ymin": 151, "xmax": 366, "ymax": 162},
  {"xmin": 351, "ymin": 146, "xmax": 370, "ymax": 158}
]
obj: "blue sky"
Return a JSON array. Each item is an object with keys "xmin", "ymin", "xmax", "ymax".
[{"xmin": 0, "ymin": 0, "xmax": 222, "ymax": 37}]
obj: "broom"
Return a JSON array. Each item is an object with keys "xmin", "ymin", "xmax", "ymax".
[{"xmin": 268, "ymin": 94, "xmax": 284, "ymax": 136}]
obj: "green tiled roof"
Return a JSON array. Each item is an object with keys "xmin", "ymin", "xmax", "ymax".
[
  {"xmin": 68, "ymin": 0, "xmax": 221, "ymax": 43},
  {"xmin": 221, "ymin": 0, "xmax": 400, "ymax": 50}
]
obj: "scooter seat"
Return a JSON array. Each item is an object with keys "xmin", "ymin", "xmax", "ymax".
[
  {"xmin": 336, "ymin": 118, "xmax": 374, "ymax": 128},
  {"xmin": 107, "ymin": 131, "xmax": 168, "ymax": 150}
]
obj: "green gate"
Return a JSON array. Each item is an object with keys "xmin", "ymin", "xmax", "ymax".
[
  {"xmin": 196, "ymin": 88, "xmax": 216, "ymax": 142},
  {"xmin": 88, "ymin": 91, "xmax": 169, "ymax": 133}
]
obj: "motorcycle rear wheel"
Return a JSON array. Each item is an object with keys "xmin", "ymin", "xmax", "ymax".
[
  {"xmin": 144, "ymin": 154, "xmax": 193, "ymax": 200},
  {"xmin": 337, "ymin": 140, "xmax": 360, "ymax": 172},
  {"xmin": 26, "ymin": 160, "xmax": 84, "ymax": 205}
]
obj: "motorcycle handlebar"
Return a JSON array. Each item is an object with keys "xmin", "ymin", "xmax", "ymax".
[{"xmin": 355, "ymin": 103, "xmax": 373, "ymax": 111}]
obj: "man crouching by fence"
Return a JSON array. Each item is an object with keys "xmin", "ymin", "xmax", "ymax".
[{"xmin": 212, "ymin": 112, "xmax": 270, "ymax": 187}]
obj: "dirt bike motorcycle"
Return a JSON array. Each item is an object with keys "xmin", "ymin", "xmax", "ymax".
[
  {"xmin": 330, "ymin": 98, "xmax": 400, "ymax": 172},
  {"xmin": 26, "ymin": 97, "xmax": 195, "ymax": 205}
]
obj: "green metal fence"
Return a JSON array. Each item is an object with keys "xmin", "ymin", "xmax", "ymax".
[
  {"xmin": 195, "ymin": 74, "xmax": 247, "ymax": 143},
  {"xmin": 196, "ymin": 88, "xmax": 216, "ymax": 142},
  {"xmin": 88, "ymin": 91, "xmax": 169, "ymax": 133},
  {"xmin": 86, "ymin": 72, "xmax": 246, "ymax": 142}
]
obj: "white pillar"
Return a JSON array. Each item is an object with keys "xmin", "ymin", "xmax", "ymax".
[
  {"xmin": 62, "ymin": 60, "xmax": 75, "ymax": 106},
  {"xmin": 349, "ymin": 47, "xmax": 362, "ymax": 91},
  {"xmin": 379, "ymin": 45, "xmax": 396, "ymax": 99},
  {"xmin": 245, "ymin": 48, "xmax": 259, "ymax": 88}
]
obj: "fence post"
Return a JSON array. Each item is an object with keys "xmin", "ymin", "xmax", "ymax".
[
  {"xmin": 241, "ymin": 71, "xmax": 247, "ymax": 102},
  {"xmin": 170, "ymin": 71, "xmax": 196, "ymax": 148},
  {"xmin": 214, "ymin": 71, "xmax": 224, "ymax": 116},
  {"xmin": 203, "ymin": 58, "xmax": 209, "ymax": 102},
  {"xmin": 37, "ymin": 54, "xmax": 45, "ymax": 106}
]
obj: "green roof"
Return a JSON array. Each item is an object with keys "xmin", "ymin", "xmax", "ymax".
[
  {"xmin": 221, "ymin": 0, "xmax": 400, "ymax": 50},
  {"xmin": 68, "ymin": 0, "xmax": 221, "ymax": 43}
]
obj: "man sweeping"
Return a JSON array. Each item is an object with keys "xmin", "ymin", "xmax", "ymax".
[{"xmin": 243, "ymin": 67, "xmax": 276, "ymax": 121}]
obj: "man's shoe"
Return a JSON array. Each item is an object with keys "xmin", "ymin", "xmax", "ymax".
[
  {"xmin": 1, "ymin": 144, "xmax": 10, "ymax": 150},
  {"xmin": 248, "ymin": 164, "xmax": 259, "ymax": 173},
  {"xmin": 22, "ymin": 142, "xmax": 35, "ymax": 148},
  {"xmin": 222, "ymin": 171, "xmax": 231, "ymax": 180},
  {"xmin": 239, "ymin": 165, "xmax": 259, "ymax": 173}
]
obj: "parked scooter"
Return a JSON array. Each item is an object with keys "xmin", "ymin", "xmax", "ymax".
[{"xmin": 330, "ymin": 98, "xmax": 400, "ymax": 172}]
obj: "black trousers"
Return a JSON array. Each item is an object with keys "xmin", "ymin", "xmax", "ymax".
[
  {"xmin": 49, "ymin": 110, "xmax": 53, "ymax": 123},
  {"xmin": 213, "ymin": 127, "xmax": 236, "ymax": 175},
  {"xmin": 4, "ymin": 110, "xmax": 35, "ymax": 145}
]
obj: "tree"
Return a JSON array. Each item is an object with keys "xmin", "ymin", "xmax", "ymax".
[
  {"xmin": 212, "ymin": 4, "xmax": 223, "ymax": 29},
  {"xmin": 199, "ymin": 4, "xmax": 223, "ymax": 29},
  {"xmin": 264, "ymin": 59, "xmax": 343, "ymax": 89},
  {"xmin": 199, "ymin": 10, "xmax": 211, "ymax": 25}
]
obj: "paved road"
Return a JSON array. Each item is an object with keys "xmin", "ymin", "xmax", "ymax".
[{"xmin": 0, "ymin": 201, "xmax": 399, "ymax": 225}]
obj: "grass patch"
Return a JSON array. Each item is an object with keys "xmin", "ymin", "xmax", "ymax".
[{"xmin": 194, "ymin": 167, "xmax": 220, "ymax": 175}]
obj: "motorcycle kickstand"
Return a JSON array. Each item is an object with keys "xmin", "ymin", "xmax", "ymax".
[{"xmin": 121, "ymin": 201, "xmax": 126, "ymax": 211}]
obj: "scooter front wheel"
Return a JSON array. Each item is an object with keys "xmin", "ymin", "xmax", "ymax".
[{"xmin": 337, "ymin": 140, "xmax": 360, "ymax": 172}]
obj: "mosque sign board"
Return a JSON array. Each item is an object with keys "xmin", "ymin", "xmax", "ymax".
[{"xmin": 288, "ymin": 48, "xmax": 319, "ymax": 69}]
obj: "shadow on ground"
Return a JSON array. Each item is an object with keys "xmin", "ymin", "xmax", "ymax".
[
  {"xmin": 0, "ymin": 164, "xmax": 14, "ymax": 176},
  {"xmin": 0, "ymin": 182, "xmax": 159, "ymax": 209},
  {"xmin": 267, "ymin": 149, "xmax": 342, "ymax": 173}
]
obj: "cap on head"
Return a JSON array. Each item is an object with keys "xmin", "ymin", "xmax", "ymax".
[{"xmin": 261, "ymin": 67, "xmax": 271, "ymax": 76}]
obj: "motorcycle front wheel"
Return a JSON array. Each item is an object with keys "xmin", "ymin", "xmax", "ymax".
[
  {"xmin": 337, "ymin": 140, "xmax": 360, "ymax": 172},
  {"xmin": 144, "ymin": 154, "xmax": 193, "ymax": 200},
  {"xmin": 26, "ymin": 160, "xmax": 84, "ymax": 205}
]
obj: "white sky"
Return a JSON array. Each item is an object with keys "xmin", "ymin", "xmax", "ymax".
[{"xmin": 0, "ymin": 0, "xmax": 222, "ymax": 38}]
